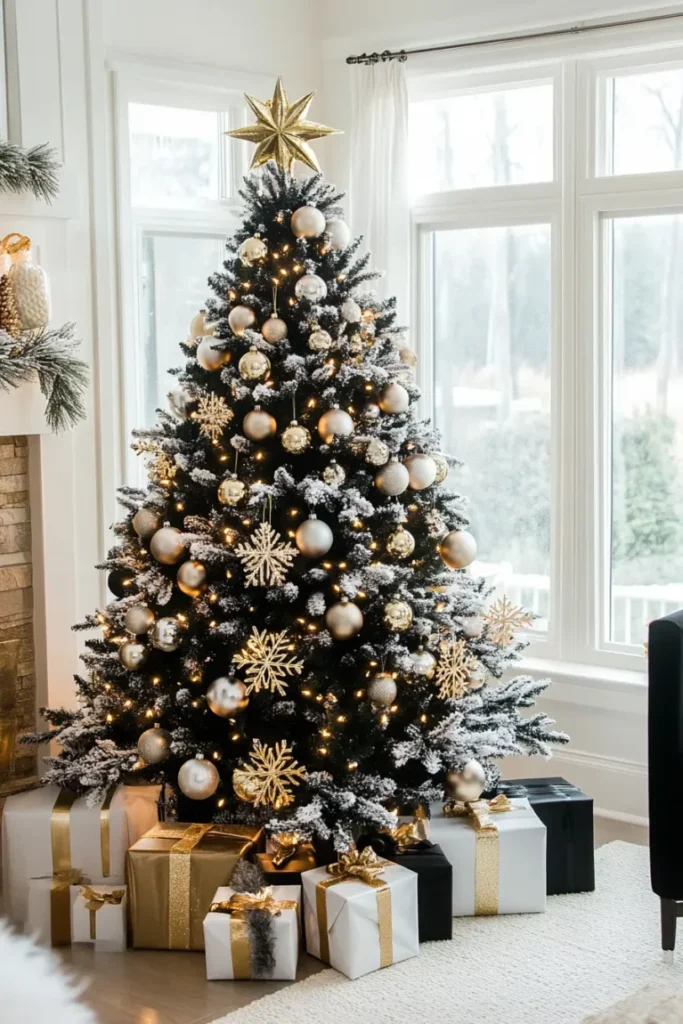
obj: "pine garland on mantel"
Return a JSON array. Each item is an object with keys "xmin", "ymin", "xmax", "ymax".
[
  {"xmin": 0, "ymin": 324, "xmax": 88, "ymax": 432},
  {"xmin": 0, "ymin": 140, "xmax": 60, "ymax": 202}
]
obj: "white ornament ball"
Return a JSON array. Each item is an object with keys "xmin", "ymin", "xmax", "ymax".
[
  {"xmin": 375, "ymin": 460, "xmax": 410, "ymax": 496},
  {"xmin": 291, "ymin": 206, "xmax": 326, "ymax": 238},
  {"xmin": 446, "ymin": 759, "xmax": 487, "ymax": 803},
  {"xmin": 238, "ymin": 235, "xmax": 267, "ymax": 266},
  {"xmin": 460, "ymin": 615, "xmax": 485, "ymax": 638},
  {"xmin": 262, "ymin": 316, "xmax": 287, "ymax": 344},
  {"xmin": 243, "ymin": 406, "xmax": 277, "ymax": 441},
  {"xmin": 341, "ymin": 297, "xmax": 361, "ymax": 323},
  {"xmin": 206, "ymin": 677, "xmax": 248, "ymax": 717},
  {"xmin": 326, "ymin": 219, "xmax": 351, "ymax": 250},
  {"xmin": 295, "ymin": 274, "xmax": 327, "ymax": 303},
  {"xmin": 367, "ymin": 672, "xmax": 397, "ymax": 707},
  {"xmin": 325, "ymin": 599, "xmax": 364, "ymax": 639},
  {"xmin": 309, "ymin": 328, "xmax": 332, "ymax": 352},
  {"xmin": 197, "ymin": 337, "xmax": 229, "ymax": 371},
  {"xmin": 189, "ymin": 310, "xmax": 215, "ymax": 340},
  {"xmin": 317, "ymin": 406, "xmax": 354, "ymax": 443},
  {"xmin": 295, "ymin": 517, "xmax": 333, "ymax": 558},
  {"xmin": 177, "ymin": 560, "xmax": 207, "ymax": 598},
  {"xmin": 119, "ymin": 641, "xmax": 148, "ymax": 671},
  {"xmin": 178, "ymin": 755, "xmax": 219, "ymax": 800},
  {"xmin": 228, "ymin": 305, "xmax": 256, "ymax": 336},
  {"xmin": 150, "ymin": 527, "xmax": 186, "ymax": 565},
  {"xmin": 404, "ymin": 453, "xmax": 437, "ymax": 491},
  {"xmin": 132, "ymin": 507, "xmax": 161, "ymax": 540},
  {"xmin": 137, "ymin": 725, "xmax": 172, "ymax": 765},
  {"xmin": 125, "ymin": 605, "xmax": 155, "ymax": 635},
  {"xmin": 409, "ymin": 647, "xmax": 436, "ymax": 677},
  {"xmin": 378, "ymin": 382, "xmax": 410, "ymax": 414},
  {"xmin": 439, "ymin": 529, "xmax": 477, "ymax": 570},
  {"xmin": 150, "ymin": 616, "xmax": 181, "ymax": 652}
]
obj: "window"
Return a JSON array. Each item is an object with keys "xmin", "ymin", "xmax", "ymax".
[{"xmin": 412, "ymin": 44, "xmax": 683, "ymax": 671}]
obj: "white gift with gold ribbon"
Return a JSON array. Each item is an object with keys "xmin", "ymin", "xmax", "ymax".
[
  {"xmin": 203, "ymin": 885, "xmax": 300, "ymax": 980},
  {"xmin": 71, "ymin": 884, "xmax": 127, "ymax": 952},
  {"xmin": 302, "ymin": 848, "xmax": 419, "ymax": 981}
]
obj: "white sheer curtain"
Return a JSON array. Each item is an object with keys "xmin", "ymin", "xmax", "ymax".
[{"xmin": 350, "ymin": 61, "xmax": 410, "ymax": 319}]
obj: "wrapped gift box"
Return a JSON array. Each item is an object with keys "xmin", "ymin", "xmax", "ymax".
[
  {"xmin": 127, "ymin": 822, "xmax": 263, "ymax": 950},
  {"xmin": 25, "ymin": 878, "xmax": 80, "ymax": 947},
  {"xmin": 497, "ymin": 777, "xmax": 594, "ymax": 894},
  {"xmin": 1, "ymin": 783, "xmax": 160, "ymax": 925},
  {"xmin": 302, "ymin": 852, "xmax": 419, "ymax": 980},
  {"xmin": 256, "ymin": 841, "xmax": 317, "ymax": 888},
  {"xmin": 72, "ymin": 884, "xmax": 127, "ymax": 952},
  {"xmin": 426, "ymin": 797, "xmax": 546, "ymax": 917},
  {"xmin": 204, "ymin": 884, "xmax": 300, "ymax": 980}
]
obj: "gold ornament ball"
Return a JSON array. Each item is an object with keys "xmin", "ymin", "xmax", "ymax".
[
  {"xmin": 409, "ymin": 647, "xmax": 436, "ymax": 677},
  {"xmin": 189, "ymin": 310, "xmax": 215, "ymax": 340},
  {"xmin": 281, "ymin": 420, "xmax": 311, "ymax": 454},
  {"xmin": 119, "ymin": 641, "xmax": 148, "ymax": 671},
  {"xmin": 318, "ymin": 406, "xmax": 354, "ymax": 443},
  {"xmin": 228, "ymin": 305, "xmax": 256, "ymax": 335},
  {"xmin": 386, "ymin": 525, "xmax": 415, "ymax": 559},
  {"xmin": 383, "ymin": 598, "xmax": 413, "ymax": 632},
  {"xmin": 132, "ymin": 507, "xmax": 161, "ymax": 540},
  {"xmin": 137, "ymin": 725, "xmax": 172, "ymax": 765},
  {"xmin": 325, "ymin": 218, "xmax": 350, "ymax": 250},
  {"xmin": 367, "ymin": 672, "xmax": 397, "ymax": 707},
  {"xmin": 232, "ymin": 767, "xmax": 260, "ymax": 803},
  {"xmin": 375, "ymin": 460, "xmax": 410, "ymax": 496},
  {"xmin": 243, "ymin": 406, "xmax": 277, "ymax": 441},
  {"xmin": 239, "ymin": 347, "xmax": 270, "ymax": 381},
  {"xmin": 432, "ymin": 453, "xmax": 449, "ymax": 484},
  {"xmin": 445, "ymin": 759, "xmax": 487, "ymax": 803},
  {"xmin": 341, "ymin": 297, "xmax": 361, "ymax": 323},
  {"xmin": 295, "ymin": 274, "xmax": 327, "ymax": 303},
  {"xmin": 150, "ymin": 616, "xmax": 181, "ymax": 652},
  {"xmin": 124, "ymin": 605, "xmax": 155, "ymax": 635},
  {"xmin": 404, "ymin": 453, "xmax": 437, "ymax": 491},
  {"xmin": 177, "ymin": 560, "xmax": 207, "ymax": 597},
  {"xmin": 325, "ymin": 598, "xmax": 364, "ymax": 640},
  {"xmin": 295, "ymin": 516, "xmax": 334, "ymax": 558},
  {"xmin": 309, "ymin": 329, "xmax": 332, "ymax": 352},
  {"xmin": 206, "ymin": 677, "xmax": 248, "ymax": 717},
  {"xmin": 378, "ymin": 382, "xmax": 410, "ymax": 414},
  {"xmin": 262, "ymin": 315, "xmax": 287, "ymax": 344},
  {"xmin": 366, "ymin": 439, "xmax": 390, "ymax": 466},
  {"xmin": 178, "ymin": 755, "xmax": 219, "ymax": 800},
  {"xmin": 291, "ymin": 205, "xmax": 326, "ymax": 238},
  {"xmin": 150, "ymin": 526, "xmax": 186, "ymax": 565},
  {"xmin": 218, "ymin": 475, "xmax": 246, "ymax": 506},
  {"xmin": 196, "ymin": 337, "xmax": 229, "ymax": 372},
  {"xmin": 323, "ymin": 460, "xmax": 346, "ymax": 486},
  {"xmin": 238, "ymin": 235, "xmax": 267, "ymax": 266},
  {"xmin": 439, "ymin": 529, "xmax": 477, "ymax": 570}
]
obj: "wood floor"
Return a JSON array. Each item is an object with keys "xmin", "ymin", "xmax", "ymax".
[{"xmin": 58, "ymin": 818, "xmax": 648, "ymax": 1024}]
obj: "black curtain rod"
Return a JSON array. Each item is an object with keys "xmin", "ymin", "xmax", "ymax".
[{"xmin": 346, "ymin": 10, "xmax": 683, "ymax": 64}]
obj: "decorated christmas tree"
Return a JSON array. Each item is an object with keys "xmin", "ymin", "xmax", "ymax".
[{"xmin": 30, "ymin": 79, "xmax": 566, "ymax": 846}]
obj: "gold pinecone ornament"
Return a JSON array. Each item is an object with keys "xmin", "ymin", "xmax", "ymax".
[{"xmin": 0, "ymin": 273, "xmax": 21, "ymax": 338}]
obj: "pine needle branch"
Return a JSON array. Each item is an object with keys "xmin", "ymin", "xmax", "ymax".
[
  {"xmin": 0, "ymin": 140, "xmax": 60, "ymax": 201},
  {"xmin": 0, "ymin": 323, "xmax": 88, "ymax": 431}
]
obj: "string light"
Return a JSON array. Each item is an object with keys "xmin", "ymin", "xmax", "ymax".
[
  {"xmin": 216, "ymin": 797, "xmax": 226, "ymax": 808},
  {"xmin": 347, "ymin": 760, "xmax": 358, "ymax": 770},
  {"xmin": 145, "ymin": 708, "xmax": 154, "ymax": 718},
  {"xmin": 175, "ymin": 502, "xmax": 184, "ymax": 511},
  {"xmin": 321, "ymin": 728, "xmax": 331, "ymax": 738},
  {"xmin": 231, "ymin": 732, "xmax": 240, "ymax": 742},
  {"xmin": 105, "ymin": 713, "xmax": 114, "ymax": 723},
  {"xmin": 301, "ymin": 688, "xmax": 312, "ymax": 697},
  {"xmin": 420, "ymin": 714, "xmax": 428, "ymax": 723},
  {"xmin": 336, "ymin": 714, "xmax": 347, "ymax": 723},
  {"xmin": 318, "ymin": 746, "xmax": 328, "ymax": 755}
]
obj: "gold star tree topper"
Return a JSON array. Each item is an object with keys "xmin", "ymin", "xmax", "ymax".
[{"xmin": 227, "ymin": 77, "xmax": 340, "ymax": 173}]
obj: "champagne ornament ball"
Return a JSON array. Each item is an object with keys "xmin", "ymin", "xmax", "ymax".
[
  {"xmin": 124, "ymin": 605, "xmax": 155, "ymax": 635},
  {"xmin": 206, "ymin": 677, "xmax": 248, "ymax": 717},
  {"xmin": 262, "ymin": 315, "xmax": 287, "ymax": 344},
  {"xmin": 405, "ymin": 453, "xmax": 437, "ymax": 490},
  {"xmin": 150, "ymin": 617, "xmax": 181, "ymax": 652},
  {"xmin": 318, "ymin": 405, "xmax": 354, "ymax": 443},
  {"xmin": 218, "ymin": 475, "xmax": 246, "ymax": 506},
  {"xmin": 439, "ymin": 529, "xmax": 477, "ymax": 570},
  {"xmin": 325, "ymin": 598, "xmax": 363, "ymax": 639},
  {"xmin": 197, "ymin": 337, "xmax": 229, "ymax": 371},
  {"xmin": 386, "ymin": 525, "xmax": 415, "ymax": 558},
  {"xmin": 189, "ymin": 310, "xmax": 215, "ymax": 341},
  {"xmin": 383, "ymin": 598, "xmax": 413, "ymax": 631},
  {"xmin": 295, "ymin": 274, "xmax": 327, "ymax": 303},
  {"xmin": 239, "ymin": 346, "xmax": 270, "ymax": 381},
  {"xmin": 177, "ymin": 560, "xmax": 207, "ymax": 598},
  {"xmin": 341, "ymin": 297, "xmax": 361, "ymax": 323},
  {"xmin": 432, "ymin": 453, "xmax": 449, "ymax": 484},
  {"xmin": 295, "ymin": 516, "xmax": 333, "ymax": 558},
  {"xmin": 243, "ymin": 406, "xmax": 276, "ymax": 440},
  {"xmin": 366, "ymin": 439, "xmax": 390, "ymax": 466},
  {"xmin": 178, "ymin": 754, "xmax": 219, "ymax": 800},
  {"xmin": 291, "ymin": 205, "xmax": 326, "ymax": 238},
  {"xmin": 367, "ymin": 672, "xmax": 397, "ymax": 707},
  {"xmin": 228, "ymin": 305, "xmax": 256, "ymax": 335},
  {"xmin": 150, "ymin": 526, "xmax": 186, "ymax": 565},
  {"xmin": 399, "ymin": 343, "xmax": 418, "ymax": 368},
  {"xmin": 378, "ymin": 382, "xmax": 410, "ymax": 414},
  {"xmin": 445, "ymin": 759, "xmax": 487, "ymax": 803},
  {"xmin": 309, "ymin": 328, "xmax": 332, "ymax": 352},
  {"xmin": 281, "ymin": 420, "xmax": 311, "ymax": 454},
  {"xmin": 132, "ymin": 507, "xmax": 161, "ymax": 540},
  {"xmin": 137, "ymin": 725, "xmax": 172, "ymax": 765},
  {"xmin": 323, "ymin": 460, "xmax": 346, "ymax": 486},
  {"xmin": 119, "ymin": 641, "xmax": 147, "ymax": 671},
  {"xmin": 238, "ymin": 235, "xmax": 267, "ymax": 266},
  {"xmin": 325, "ymin": 218, "xmax": 350, "ymax": 250},
  {"xmin": 375, "ymin": 459, "xmax": 409, "ymax": 496},
  {"xmin": 409, "ymin": 646, "xmax": 436, "ymax": 677}
]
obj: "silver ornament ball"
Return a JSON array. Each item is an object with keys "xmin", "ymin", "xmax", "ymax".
[
  {"xmin": 196, "ymin": 337, "xmax": 229, "ymax": 372},
  {"xmin": 291, "ymin": 206, "xmax": 326, "ymax": 238},
  {"xmin": 325, "ymin": 599, "xmax": 364, "ymax": 640},
  {"xmin": 445, "ymin": 759, "xmax": 487, "ymax": 803},
  {"xmin": 150, "ymin": 616, "xmax": 182, "ymax": 652},
  {"xmin": 137, "ymin": 725, "xmax": 172, "ymax": 765},
  {"xmin": 262, "ymin": 315, "xmax": 287, "ymax": 344},
  {"xmin": 243, "ymin": 406, "xmax": 277, "ymax": 441},
  {"xmin": 132, "ymin": 507, "xmax": 161, "ymax": 540},
  {"xmin": 309, "ymin": 328, "xmax": 332, "ymax": 352},
  {"xmin": 150, "ymin": 527, "xmax": 186, "ymax": 565},
  {"xmin": 124, "ymin": 605, "xmax": 155, "ymax": 635},
  {"xmin": 409, "ymin": 647, "xmax": 436, "ymax": 677},
  {"xmin": 178, "ymin": 755, "xmax": 219, "ymax": 800},
  {"xmin": 177, "ymin": 560, "xmax": 207, "ymax": 598},
  {"xmin": 295, "ymin": 274, "xmax": 327, "ymax": 303},
  {"xmin": 460, "ymin": 615, "xmax": 485, "ymax": 638},
  {"xmin": 325, "ymin": 218, "xmax": 350, "ymax": 250},
  {"xmin": 362, "ymin": 402, "xmax": 381, "ymax": 423},
  {"xmin": 295, "ymin": 517, "xmax": 334, "ymax": 558},
  {"xmin": 366, "ymin": 439, "xmax": 390, "ymax": 466},
  {"xmin": 119, "ymin": 641, "xmax": 148, "ymax": 671},
  {"xmin": 367, "ymin": 672, "xmax": 397, "ymax": 707},
  {"xmin": 323, "ymin": 461, "xmax": 346, "ymax": 486},
  {"xmin": 206, "ymin": 677, "xmax": 248, "ymax": 717},
  {"xmin": 317, "ymin": 406, "xmax": 354, "ymax": 443},
  {"xmin": 378, "ymin": 382, "xmax": 410, "ymax": 414},
  {"xmin": 404, "ymin": 453, "xmax": 437, "ymax": 491},
  {"xmin": 375, "ymin": 460, "xmax": 410, "ymax": 496},
  {"xmin": 383, "ymin": 598, "xmax": 413, "ymax": 632},
  {"xmin": 228, "ymin": 305, "xmax": 256, "ymax": 336},
  {"xmin": 168, "ymin": 385, "xmax": 194, "ymax": 420},
  {"xmin": 439, "ymin": 529, "xmax": 478, "ymax": 570},
  {"xmin": 238, "ymin": 347, "xmax": 270, "ymax": 381},
  {"xmin": 341, "ymin": 297, "xmax": 361, "ymax": 323}
]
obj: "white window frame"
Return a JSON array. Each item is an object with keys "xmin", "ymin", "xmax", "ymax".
[{"xmin": 410, "ymin": 25, "xmax": 683, "ymax": 683}]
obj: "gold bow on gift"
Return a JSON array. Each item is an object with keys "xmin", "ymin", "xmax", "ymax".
[
  {"xmin": 270, "ymin": 831, "xmax": 302, "ymax": 868},
  {"xmin": 327, "ymin": 845, "xmax": 390, "ymax": 884},
  {"xmin": 379, "ymin": 817, "xmax": 430, "ymax": 853},
  {"xmin": 444, "ymin": 792, "xmax": 514, "ymax": 829},
  {"xmin": 80, "ymin": 885, "xmax": 125, "ymax": 941},
  {"xmin": 210, "ymin": 887, "xmax": 298, "ymax": 917}
]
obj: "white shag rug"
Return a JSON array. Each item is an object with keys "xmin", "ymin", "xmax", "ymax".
[{"xmin": 213, "ymin": 842, "xmax": 683, "ymax": 1024}]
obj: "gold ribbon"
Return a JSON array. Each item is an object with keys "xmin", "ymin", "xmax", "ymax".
[
  {"xmin": 0, "ymin": 233, "xmax": 31, "ymax": 256},
  {"xmin": 50, "ymin": 787, "xmax": 116, "ymax": 882},
  {"xmin": 443, "ymin": 794, "xmax": 515, "ymax": 915},
  {"xmin": 30, "ymin": 869, "xmax": 86, "ymax": 947},
  {"xmin": 80, "ymin": 885, "xmax": 125, "ymax": 940},
  {"xmin": 379, "ymin": 817, "xmax": 430, "ymax": 853},
  {"xmin": 270, "ymin": 831, "xmax": 302, "ymax": 868},
  {"xmin": 315, "ymin": 847, "xmax": 393, "ymax": 968},
  {"xmin": 99, "ymin": 788, "xmax": 116, "ymax": 877},
  {"xmin": 209, "ymin": 888, "xmax": 299, "ymax": 980}
]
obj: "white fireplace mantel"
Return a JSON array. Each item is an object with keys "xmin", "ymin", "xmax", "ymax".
[{"xmin": 0, "ymin": 379, "xmax": 53, "ymax": 438}]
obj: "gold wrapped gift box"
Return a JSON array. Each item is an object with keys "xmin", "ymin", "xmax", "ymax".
[{"xmin": 127, "ymin": 822, "xmax": 263, "ymax": 950}]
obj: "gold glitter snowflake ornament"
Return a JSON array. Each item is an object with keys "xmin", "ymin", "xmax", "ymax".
[
  {"xmin": 435, "ymin": 637, "xmax": 478, "ymax": 700},
  {"xmin": 232, "ymin": 627, "xmax": 304, "ymax": 695},
  {"xmin": 235, "ymin": 521, "xmax": 297, "ymax": 587},
  {"xmin": 233, "ymin": 739, "xmax": 306, "ymax": 809},
  {"xmin": 196, "ymin": 392, "xmax": 233, "ymax": 441},
  {"xmin": 485, "ymin": 595, "xmax": 534, "ymax": 646}
]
